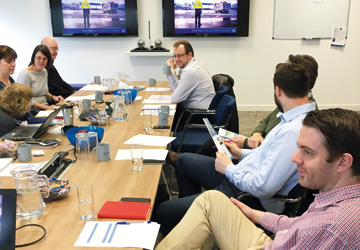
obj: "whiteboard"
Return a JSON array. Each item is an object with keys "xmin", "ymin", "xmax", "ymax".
[{"xmin": 273, "ymin": 0, "xmax": 350, "ymax": 39}]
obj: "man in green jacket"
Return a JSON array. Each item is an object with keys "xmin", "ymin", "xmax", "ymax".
[{"xmin": 235, "ymin": 54, "xmax": 318, "ymax": 149}]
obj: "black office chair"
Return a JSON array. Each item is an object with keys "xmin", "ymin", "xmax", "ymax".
[
  {"xmin": 172, "ymin": 85, "xmax": 229, "ymax": 133},
  {"xmin": 237, "ymin": 183, "xmax": 307, "ymax": 217},
  {"xmin": 170, "ymin": 94, "xmax": 236, "ymax": 154}
]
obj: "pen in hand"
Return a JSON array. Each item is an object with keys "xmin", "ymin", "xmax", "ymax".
[{"xmin": 212, "ymin": 139, "xmax": 233, "ymax": 148}]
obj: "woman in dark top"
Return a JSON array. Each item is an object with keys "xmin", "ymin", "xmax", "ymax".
[
  {"xmin": 0, "ymin": 45, "xmax": 16, "ymax": 90},
  {"xmin": 0, "ymin": 83, "xmax": 33, "ymax": 137}
]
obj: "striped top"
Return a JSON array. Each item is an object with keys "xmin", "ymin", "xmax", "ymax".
[{"xmin": 263, "ymin": 184, "xmax": 360, "ymax": 249}]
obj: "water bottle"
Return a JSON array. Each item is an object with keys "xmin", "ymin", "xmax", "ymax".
[{"xmin": 112, "ymin": 95, "xmax": 127, "ymax": 121}]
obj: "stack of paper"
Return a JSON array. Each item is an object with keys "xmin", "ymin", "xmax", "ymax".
[
  {"xmin": 115, "ymin": 149, "xmax": 168, "ymax": 161},
  {"xmin": 124, "ymin": 134, "xmax": 175, "ymax": 146},
  {"xmin": 74, "ymin": 221, "xmax": 160, "ymax": 249}
]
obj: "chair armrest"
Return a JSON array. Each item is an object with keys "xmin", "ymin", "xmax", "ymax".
[
  {"xmin": 182, "ymin": 110, "xmax": 216, "ymax": 130},
  {"xmin": 173, "ymin": 108, "xmax": 216, "ymax": 133},
  {"xmin": 237, "ymin": 192, "xmax": 303, "ymax": 204}
]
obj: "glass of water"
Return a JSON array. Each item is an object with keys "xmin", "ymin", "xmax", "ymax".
[
  {"xmin": 131, "ymin": 143, "xmax": 143, "ymax": 171},
  {"xmin": 77, "ymin": 184, "xmax": 95, "ymax": 221}
]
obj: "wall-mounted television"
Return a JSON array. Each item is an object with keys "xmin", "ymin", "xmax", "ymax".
[
  {"xmin": 49, "ymin": 0, "xmax": 138, "ymax": 37},
  {"xmin": 163, "ymin": 0, "xmax": 249, "ymax": 37}
]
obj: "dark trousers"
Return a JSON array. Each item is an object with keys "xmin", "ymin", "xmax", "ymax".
[
  {"xmin": 83, "ymin": 9, "xmax": 90, "ymax": 28},
  {"xmin": 195, "ymin": 9, "xmax": 202, "ymax": 27},
  {"xmin": 196, "ymin": 136, "xmax": 217, "ymax": 157},
  {"xmin": 154, "ymin": 153, "xmax": 264, "ymax": 236}
]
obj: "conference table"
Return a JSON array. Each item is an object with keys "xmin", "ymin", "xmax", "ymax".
[{"xmin": 0, "ymin": 81, "xmax": 174, "ymax": 249}]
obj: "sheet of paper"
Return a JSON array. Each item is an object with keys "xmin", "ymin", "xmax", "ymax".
[
  {"xmin": 80, "ymin": 84, "xmax": 107, "ymax": 91},
  {"xmin": 331, "ymin": 26, "xmax": 346, "ymax": 47},
  {"xmin": 0, "ymin": 158, "xmax": 13, "ymax": 173},
  {"xmin": 115, "ymin": 149, "xmax": 168, "ymax": 160},
  {"xmin": 46, "ymin": 125, "xmax": 63, "ymax": 134},
  {"xmin": 142, "ymin": 95, "xmax": 172, "ymax": 104},
  {"xmin": 124, "ymin": 134, "xmax": 176, "ymax": 146},
  {"xmin": 66, "ymin": 94, "xmax": 96, "ymax": 101},
  {"xmin": 145, "ymin": 87, "xmax": 171, "ymax": 92},
  {"xmin": 36, "ymin": 110, "xmax": 63, "ymax": 117},
  {"xmin": 0, "ymin": 162, "xmax": 48, "ymax": 177},
  {"xmin": 74, "ymin": 221, "xmax": 160, "ymax": 249},
  {"xmin": 135, "ymin": 96, "xmax": 142, "ymax": 101}
]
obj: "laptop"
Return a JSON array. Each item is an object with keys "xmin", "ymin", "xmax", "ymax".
[
  {"xmin": 203, "ymin": 118, "xmax": 233, "ymax": 160},
  {"xmin": 1, "ymin": 107, "xmax": 63, "ymax": 141},
  {"xmin": 0, "ymin": 189, "xmax": 17, "ymax": 249}
]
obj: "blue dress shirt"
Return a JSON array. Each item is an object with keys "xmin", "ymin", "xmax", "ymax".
[{"xmin": 225, "ymin": 102, "xmax": 316, "ymax": 213}]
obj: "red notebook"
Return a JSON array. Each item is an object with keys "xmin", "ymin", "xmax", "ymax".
[{"xmin": 97, "ymin": 201, "xmax": 151, "ymax": 220}]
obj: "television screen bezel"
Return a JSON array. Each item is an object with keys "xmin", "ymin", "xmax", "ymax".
[
  {"xmin": 49, "ymin": 0, "xmax": 138, "ymax": 37},
  {"xmin": 163, "ymin": 0, "xmax": 250, "ymax": 37}
]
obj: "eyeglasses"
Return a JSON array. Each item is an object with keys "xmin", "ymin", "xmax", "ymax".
[
  {"xmin": 172, "ymin": 53, "xmax": 186, "ymax": 59},
  {"xmin": 35, "ymin": 56, "xmax": 48, "ymax": 61},
  {"xmin": 49, "ymin": 47, "xmax": 59, "ymax": 52}
]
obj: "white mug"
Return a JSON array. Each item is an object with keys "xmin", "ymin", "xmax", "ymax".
[{"xmin": 92, "ymin": 143, "xmax": 111, "ymax": 161}]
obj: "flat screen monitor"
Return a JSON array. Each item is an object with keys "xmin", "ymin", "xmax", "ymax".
[
  {"xmin": 0, "ymin": 189, "xmax": 16, "ymax": 249},
  {"xmin": 49, "ymin": 0, "xmax": 138, "ymax": 37},
  {"xmin": 163, "ymin": 0, "xmax": 250, "ymax": 37}
]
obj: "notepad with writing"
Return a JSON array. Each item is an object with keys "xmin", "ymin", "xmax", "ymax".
[{"xmin": 97, "ymin": 201, "xmax": 151, "ymax": 220}]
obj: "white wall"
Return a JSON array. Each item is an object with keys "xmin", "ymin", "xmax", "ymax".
[{"xmin": 1, "ymin": 0, "xmax": 359, "ymax": 110}]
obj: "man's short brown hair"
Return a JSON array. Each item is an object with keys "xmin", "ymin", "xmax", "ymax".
[{"xmin": 173, "ymin": 40, "xmax": 194, "ymax": 56}]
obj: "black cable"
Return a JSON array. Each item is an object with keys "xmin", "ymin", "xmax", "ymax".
[{"xmin": 15, "ymin": 224, "xmax": 46, "ymax": 247}]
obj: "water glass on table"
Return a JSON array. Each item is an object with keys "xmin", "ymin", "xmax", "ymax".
[
  {"xmin": 143, "ymin": 110, "xmax": 152, "ymax": 133},
  {"xmin": 131, "ymin": 143, "xmax": 143, "ymax": 171},
  {"xmin": 77, "ymin": 184, "xmax": 95, "ymax": 221}
]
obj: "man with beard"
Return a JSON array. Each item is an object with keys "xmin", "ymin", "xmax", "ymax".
[
  {"xmin": 154, "ymin": 62, "xmax": 316, "ymax": 237},
  {"xmin": 165, "ymin": 40, "xmax": 214, "ymax": 110}
]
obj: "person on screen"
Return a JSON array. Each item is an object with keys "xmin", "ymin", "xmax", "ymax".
[
  {"xmin": 0, "ymin": 45, "xmax": 17, "ymax": 90},
  {"xmin": 81, "ymin": 0, "xmax": 91, "ymax": 28},
  {"xmin": 41, "ymin": 37, "xmax": 76, "ymax": 98},
  {"xmin": 156, "ymin": 108, "xmax": 360, "ymax": 250},
  {"xmin": 17, "ymin": 45, "xmax": 64, "ymax": 111},
  {"xmin": 0, "ymin": 84, "xmax": 33, "ymax": 137},
  {"xmin": 194, "ymin": 0, "xmax": 203, "ymax": 28}
]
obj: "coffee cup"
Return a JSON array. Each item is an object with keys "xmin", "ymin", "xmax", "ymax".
[
  {"xmin": 92, "ymin": 143, "xmax": 111, "ymax": 162},
  {"xmin": 95, "ymin": 91, "xmax": 103, "ymax": 103},
  {"xmin": 94, "ymin": 76, "xmax": 101, "ymax": 84},
  {"xmin": 159, "ymin": 105, "xmax": 170, "ymax": 114},
  {"xmin": 17, "ymin": 144, "xmax": 32, "ymax": 162},
  {"xmin": 158, "ymin": 111, "xmax": 170, "ymax": 126},
  {"xmin": 163, "ymin": 65, "xmax": 171, "ymax": 75},
  {"xmin": 149, "ymin": 78, "xmax": 156, "ymax": 87},
  {"xmin": 82, "ymin": 99, "xmax": 91, "ymax": 111}
]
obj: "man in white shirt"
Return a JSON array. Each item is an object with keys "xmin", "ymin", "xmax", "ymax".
[{"xmin": 165, "ymin": 40, "xmax": 215, "ymax": 110}]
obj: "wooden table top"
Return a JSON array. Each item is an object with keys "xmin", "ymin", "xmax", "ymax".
[{"xmin": 0, "ymin": 81, "xmax": 173, "ymax": 250}]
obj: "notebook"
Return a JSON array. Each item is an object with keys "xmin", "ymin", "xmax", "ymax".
[
  {"xmin": 0, "ymin": 189, "xmax": 17, "ymax": 249},
  {"xmin": 203, "ymin": 118, "xmax": 233, "ymax": 160},
  {"xmin": 97, "ymin": 201, "xmax": 151, "ymax": 220},
  {"xmin": 1, "ymin": 107, "xmax": 62, "ymax": 141}
]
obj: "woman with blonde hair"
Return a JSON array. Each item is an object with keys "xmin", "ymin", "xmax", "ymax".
[{"xmin": 0, "ymin": 83, "xmax": 33, "ymax": 136}]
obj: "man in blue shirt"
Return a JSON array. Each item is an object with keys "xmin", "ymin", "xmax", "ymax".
[{"xmin": 155, "ymin": 62, "xmax": 317, "ymax": 236}]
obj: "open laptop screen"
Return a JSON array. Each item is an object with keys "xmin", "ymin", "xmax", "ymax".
[{"xmin": 0, "ymin": 189, "xmax": 16, "ymax": 249}]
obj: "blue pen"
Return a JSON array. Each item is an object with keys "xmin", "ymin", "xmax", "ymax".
[{"xmin": 116, "ymin": 221, "xmax": 151, "ymax": 225}]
